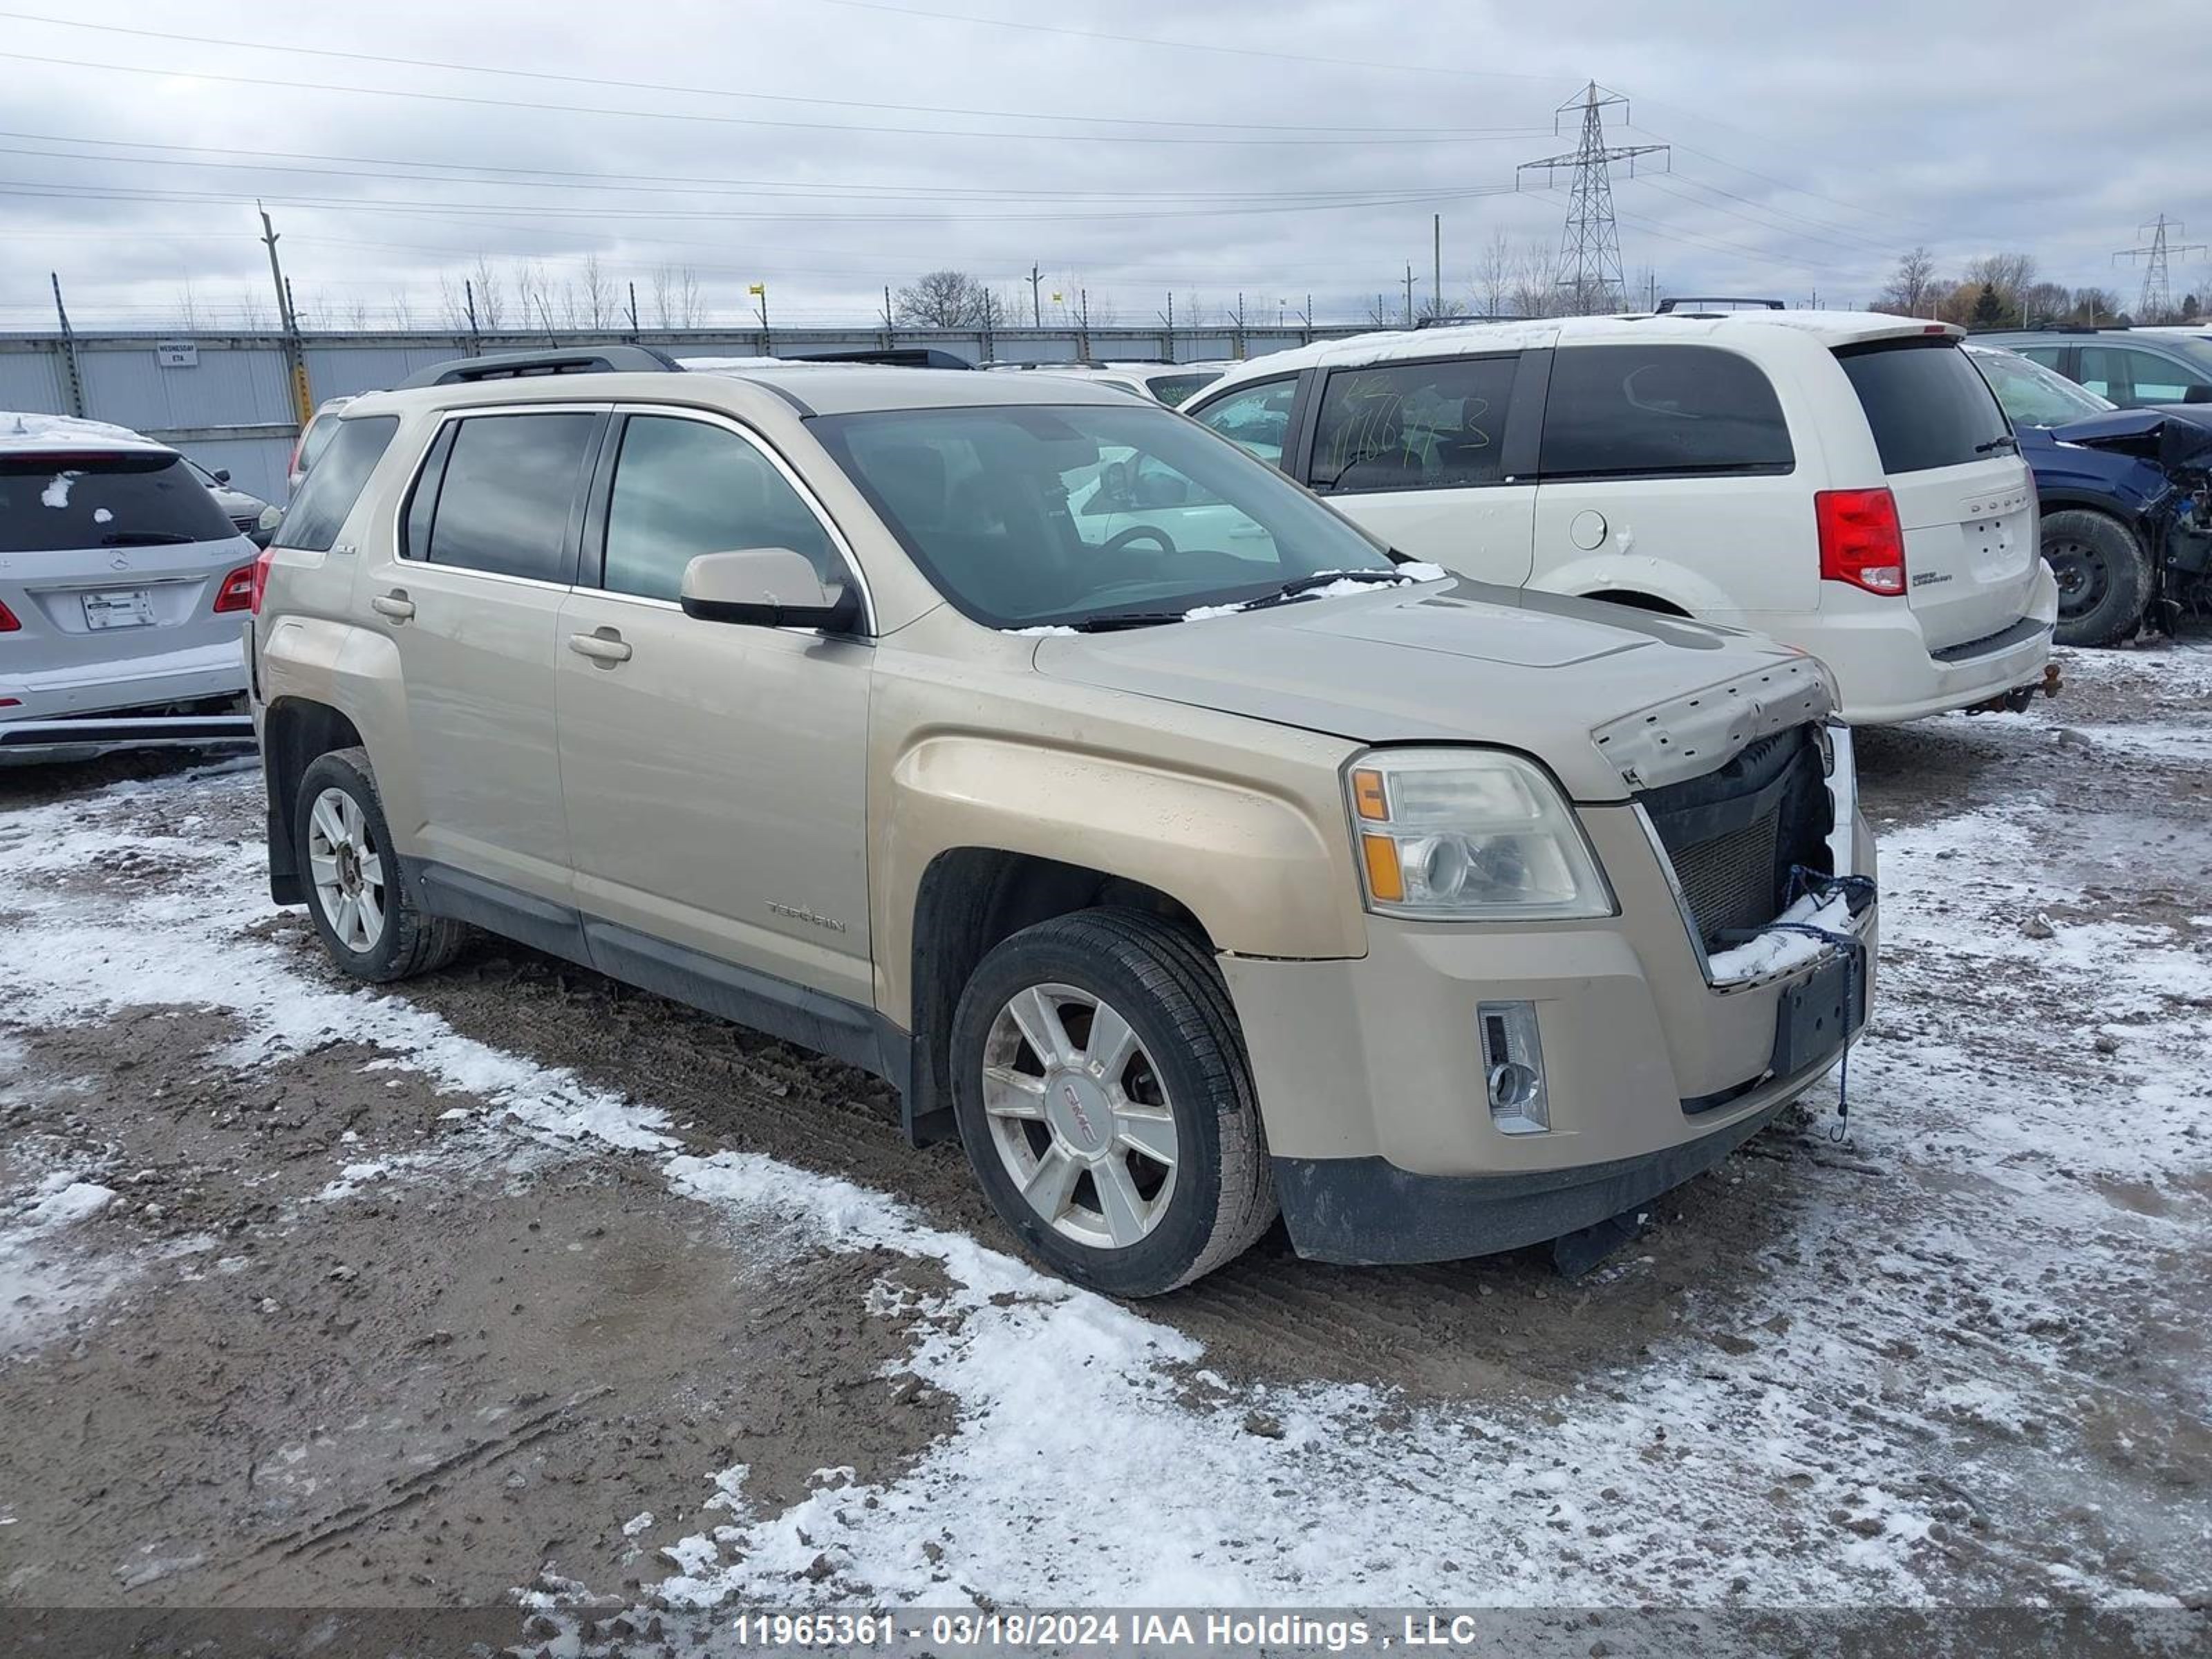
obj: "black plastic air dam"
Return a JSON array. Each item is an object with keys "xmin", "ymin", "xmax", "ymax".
[{"xmin": 1271, "ymin": 1095, "xmax": 1794, "ymax": 1266}]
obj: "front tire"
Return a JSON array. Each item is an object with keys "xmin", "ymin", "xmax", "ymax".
[
  {"xmin": 294, "ymin": 747, "xmax": 466, "ymax": 983},
  {"xmin": 948, "ymin": 908, "xmax": 1277, "ymax": 1297},
  {"xmin": 2043, "ymin": 509, "xmax": 2150, "ymax": 648}
]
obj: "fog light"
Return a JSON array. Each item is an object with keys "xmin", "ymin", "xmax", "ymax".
[{"xmin": 1478, "ymin": 1000, "xmax": 1548, "ymax": 1134}]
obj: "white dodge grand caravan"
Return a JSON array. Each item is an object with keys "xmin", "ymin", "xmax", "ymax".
[{"xmin": 1186, "ymin": 312, "xmax": 2058, "ymax": 724}]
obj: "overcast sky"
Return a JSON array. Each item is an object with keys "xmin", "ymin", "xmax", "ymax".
[{"xmin": 3, "ymin": 0, "xmax": 2206, "ymax": 333}]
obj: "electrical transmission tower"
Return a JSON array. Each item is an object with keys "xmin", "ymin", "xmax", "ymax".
[
  {"xmin": 2115, "ymin": 215, "xmax": 2206, "ymax": 322},
  {"xmin": 1519, "ymin": 82, "xmax": 1667, "ymax": 315}
]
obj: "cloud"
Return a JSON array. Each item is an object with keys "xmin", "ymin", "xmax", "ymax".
[{"xmin": 1, "ymin": 0, "xmax": 2206, "ymax": 331}]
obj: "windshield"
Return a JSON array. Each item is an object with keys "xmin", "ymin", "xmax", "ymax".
[
  {"xmin": 0, "ymin": 450, "xmax": 237, "ymax": 553},
  {"xmin": 1969, "ymin": 348, "xmax": 2112, "ymax": 425},
  {"xmin": 812, "ymin": 402, "xmax": 1396, "ymax": 629},
  {"xmin": 1148, "ymin": 371, "xmax": 1224, "ymax": 406}
]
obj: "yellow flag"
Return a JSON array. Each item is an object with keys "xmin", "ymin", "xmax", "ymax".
[{"xmin": 747, "ymin": 283, "xmax": 765, "ymax": 296}]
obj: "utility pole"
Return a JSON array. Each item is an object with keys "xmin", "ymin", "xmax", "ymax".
[
  {"xmin": 48, "ymin": 272, "xmax": 85, "ymax": 417},
  {"xmin": 1029, "ymin": 263, "xmax": 1043, "ymax": 328},
  {"xmin": 1518, "ymin": 82, "xmax": 1668, "ymax": 315},
  {"xmin": 258, "ymin": 203, "xmax": 313, "ymax": 425},
  {"xmin": 883, "ymin": 284, "xmax": 895, "ymax": 348},
  {"xmin": 1158, "ymin": 292, "xmax": 1174, "ymax": 360},
  {"xmin": 1303, "ymin": 293, "xmax": 1313, "ymax": 344},
  {"xmin": 1403, "ymin": 262, "xmax": 1416, "ymax": 327},
  {"xmin": 1233, "ymin": 292, "xmax": 1246, "ymax": 360},
  {"xmin": 2115, "ymin": 215, "xmax": 2206, "ymax": 321},
  {"xmin": 1076, "ymin": 288, "xmax": 1091, "ymax": 361},
  {"xmin": 464, "ymin": 279, "xmax": 481, "ymax": 355},
  {"xmin": 1433, "ymin": 213, "xmax": 1442, "ymax": 321},
  {"xmin": 626, "ymin": 281, "xmax": 640, "ymax": 342},
  {"xmin": 749, "ymin": 283, "xmax": 769, "ymax": 334}
]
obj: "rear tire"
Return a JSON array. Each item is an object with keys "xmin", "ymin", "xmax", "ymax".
[
  {"xmin": 948, "ymin": 908, "xmax": 1277, "ymax": 1297},
  {"xmin": 2043, "ymin": 509, "xmax": 2150, "ymax": 648},
  {"xmin": 294, "ymin": 747, "xmax": 467, "ymax": 983}
]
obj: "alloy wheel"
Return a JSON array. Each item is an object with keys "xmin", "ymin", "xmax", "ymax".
[
  {"xmin": 980, "ymin": 982, "xmax": 1179, "ymax": 1250},
  {"xmin": 307, "ymin": 786, "xmax": 387, "ymax": 953}
]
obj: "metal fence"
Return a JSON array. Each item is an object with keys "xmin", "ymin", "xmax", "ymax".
[{"xmin": 0, "ymin": 323, "xmax": 1371, "ymax": 502}]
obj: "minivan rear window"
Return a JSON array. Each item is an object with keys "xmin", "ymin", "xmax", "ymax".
[
  {"xmin": 1835, "ymin": 337, "xmax": 2013, "ymax": 474},
  {"xmin": 0, "ymin": 450, "xmax": 236, "ymax": 554},
  {"xmin": 1538, "ymin": 344, "xmax": 1793, "ymax": 479},
  {"xmin": 275, "ymin": 415, "xmax": 398, "ymax": 552}
]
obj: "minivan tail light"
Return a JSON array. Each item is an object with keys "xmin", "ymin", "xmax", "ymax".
[
  {"xmin": 214, "ymin": 561, "xmax": 258, "ymax": 614},
  {"xmin": 1815, "ymin": 487, "xmax": 1907, "ymax": 595},
  {"xmin": 0, "ymin": 599, "xmax": 20, "ymax": 632}
]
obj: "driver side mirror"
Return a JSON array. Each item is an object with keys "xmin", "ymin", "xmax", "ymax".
[
  {"xmin": 680, "ymin": 547, "xmax": 861, "ymax": 632},
  {"xmin": 250, "ymin": 502, "xmax": 283, "ymax": 550},
  {"xmin": 212, "ymin": 467, "xmax": 233, "ymax": 485}
]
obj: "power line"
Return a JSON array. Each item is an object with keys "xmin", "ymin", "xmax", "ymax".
[
  {"xmin": 0, "ymin": 50, "xmax": 1540, "ymax": 148},
  {"xmin": 0, "ymin": 9, "xmax": 1552, "ymax": 140},
  {"xmin": 806, "ymin": 0, "xmax": 1568, "ymax": 83},
  {"xmin": 0, "ymin": 131, "xmax": 1539, "ymax": 205},
  {"xmin": 0, "ymin": 175, "xmax": 1516, "ymax": 225}
]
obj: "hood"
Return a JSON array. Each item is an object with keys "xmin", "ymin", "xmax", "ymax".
[
  {"xmin": 2051, "ymin": 405, "xmax": 2212, "ymax": 471},
  {"xmin": 1030, "ymin": 579, "xmax": 1832, "ymax": 801}
]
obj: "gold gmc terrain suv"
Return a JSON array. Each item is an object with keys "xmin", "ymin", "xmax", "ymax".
[{"xmin": 249, "ymin": 346, "xmax": 1877, "ymax": 1296}]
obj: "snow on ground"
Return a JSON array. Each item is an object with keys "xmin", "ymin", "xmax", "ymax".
[{"xmin": 1, "ymin": 718, "xmax": 2207, "ymax": 1611}]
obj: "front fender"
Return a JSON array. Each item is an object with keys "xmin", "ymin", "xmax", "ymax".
[{"xmin": 872, "ymin": 732, "xmax": 1367, "ymax": 1027}]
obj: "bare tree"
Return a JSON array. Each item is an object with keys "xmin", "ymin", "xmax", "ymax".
[
  {"xmin": 2070, "ymin": 285, "xmax": 2121, "ymax": 325},
  {"xmin": 1964, "ymin": 252, "xmax": 2037, "ymax": 320},
  {"xmin": 581, "ymin": 254, "xmax": 616, "ymax": 330},
  {"xmin": 1510, "ymin": 238, "xmax": 1565, "ymax": 320},
  {"xmin": 174, "ymin": 279, "xmax": 203, "ymax": 331},
  {"xmin": 1875, "ymin": 246, "xmax": 1938, "ymax": 317},
  {"xmin": 896, "ymin": 269, "xmax": 990, "ymax": 328},
  {"xmin": 1474, "ymin": 231, "xmax": 1514, "ymax": 319},
  {"xmin": 467, "ymin": 254, "xmax": 506, "ymax": 330},
  {"xmin": 386, "ymin": 288, "xmax": 415, "ymax": 329},
  {"xmin": 675, "ymin": 267, "xmax": 704, "ymax": 328}
]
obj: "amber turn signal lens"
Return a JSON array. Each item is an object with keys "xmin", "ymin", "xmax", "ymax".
[
  {"xmin": 1360, "ymin": 833, "xmax": 1405, "ymax": 902},
  {"xmin": 1351, "ymin": 768, "xmax": 1389, "ymax": 821}
]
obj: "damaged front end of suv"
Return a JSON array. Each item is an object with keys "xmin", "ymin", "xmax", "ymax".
[{"xmin": 2033, "ymin": 406, "xmax": 2212, "ymax": 644}]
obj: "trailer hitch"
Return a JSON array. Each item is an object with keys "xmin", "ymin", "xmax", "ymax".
[{"xmin": 1965, "ymin": 660, "xmax": 2062, "ymax": 715}]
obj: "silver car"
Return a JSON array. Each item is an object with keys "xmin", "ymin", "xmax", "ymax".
[{"xmin": 1, "ymin": 413, "xmax": 259, "ymax": 760}]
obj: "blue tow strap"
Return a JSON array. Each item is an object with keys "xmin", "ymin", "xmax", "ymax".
[{"xmin": 1762, "ymin": 865, "xmax": 1877, "ymax": 1145}]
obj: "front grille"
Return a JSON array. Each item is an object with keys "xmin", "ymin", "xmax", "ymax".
[{"xmin": 1636, "ymin": 725, "xmax": 1831, "ymax": 953}]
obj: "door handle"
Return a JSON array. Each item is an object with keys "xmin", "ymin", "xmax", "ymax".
[
  {"xmin": 568, "ymin": 629, "xmax": 632, "ymax": 666},
  {"xmin": 371, "ymin": 590, "xmax": 415, "ymax": 621}
]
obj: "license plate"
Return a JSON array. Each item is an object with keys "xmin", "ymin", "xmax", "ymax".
[
  {"xmin": 82, "ymin": 589, "xmax": 154, "ymax": 630},
  {"xmin": 1770, "ymin": 949, "xmax": 1866, "ymax": 1079}
]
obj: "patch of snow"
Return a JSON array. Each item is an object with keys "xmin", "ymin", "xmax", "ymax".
[
  {"xmin": 39, "ymin": 474, "xmax": 74, "ymax": 509},
  {"xmin": 1004, "ymin": 624, "xmax": 1076, "ymax": 637},
  {"xmin": 1705, "ymin": 890, "xmax": 1857, "ymax": 983},
  {"xmin": 0, "ymin": 410, "xmax": 167, "ymax": 456},
  {"xmin": 93, "ymin": 507, "xmax": 113, "ymax": 525},
  {"xmin": 0, "ymin": 1170, "xmax": 124, "ymax": 1356},
  {"xmin": 621, "ymin": 1510, "xmax": 655, "ymax": 1537}
]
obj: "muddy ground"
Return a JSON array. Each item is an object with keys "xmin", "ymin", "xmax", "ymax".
[{"xmin": 1, "ymin": 639, "xmax": 2209, "ymax": 1655}]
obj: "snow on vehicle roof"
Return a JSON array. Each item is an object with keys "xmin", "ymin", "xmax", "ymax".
[
  {"xmin": 1201, "ymin": 310, "xmax": 1963, "ymax": 393},
  {"xmin": 0, "ymin": 411, "xmax": 171, "ymax": 456}
]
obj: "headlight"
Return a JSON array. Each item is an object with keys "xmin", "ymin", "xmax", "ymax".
[{"xmin": 1347, "ymin": 749, "xmax": 1613, "ymax": 921}]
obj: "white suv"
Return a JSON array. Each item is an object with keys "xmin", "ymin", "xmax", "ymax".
[{"xmin": 1187, "ymin": 313, "xmax": 2059, "ymax": 724}]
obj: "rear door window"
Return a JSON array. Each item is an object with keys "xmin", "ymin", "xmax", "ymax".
[
  {"xmin": 598, "ymin": 415, "xmax": 841, "ymax": 600},
  {"xmin": 274, "ymin": 415, "xmax": 398, "ymax": 552},
  {"xmin": 415, "ymin": 412, "xmax": 598, "ymax": 583},
  {"xmin": 2080, "ymin": 344, "xmax": 2212, "ymax": 407},
  {"xmin": 1309, "ymin": 355, "xmax": 1519, "ymax": 493},
  {"xmin": 1188, "ymin": 377, "xmax": 1299, "ymax": 469},
  {"xmin": 1539, "ymin": 344, "xmax": 1793, "ymax": 478},
  {"xmin": 0, "ymin": 449, "xmax": 237, "ymax": 553},
  {"xmin": 1835, "ymin": 338, "xmax": 2013, "ymax": 472}
]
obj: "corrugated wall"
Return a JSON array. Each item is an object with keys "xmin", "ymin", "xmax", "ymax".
[{"xmin": 0, "ymin": 324, "xmax": 1361, "ymax": 505}]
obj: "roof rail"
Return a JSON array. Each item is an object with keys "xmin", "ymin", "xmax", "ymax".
[
  {"xmin": 395, "ymin": 345, "xmax": 684, "ymax": 389},
  {"xmin": 1654, "ymin": 296, "xmax": 1785, "ymax": 314},
  {"xmin": 787, "ymin": 347, "xmax": 975, "ymax": 369}
]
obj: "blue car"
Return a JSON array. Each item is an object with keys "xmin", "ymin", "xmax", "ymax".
[{"xmin": 1967, "ymin": 344, "xmax": 2212, "ymax": 646}]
